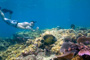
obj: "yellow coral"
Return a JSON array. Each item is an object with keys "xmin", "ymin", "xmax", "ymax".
[
  {"xmin": 10, "ymin": 57, "xmax": 16, "ymax": 60},
  {"xmin": 1, "ymin": 44, "xmax": 26, "ymax": 60},
  {"xmin": 22, "ymin": 44, "xmax": 36, "ymax": 54},
  {"xmin": 16, "ymin": 53, "xmax": 21, "ymax": 57},
  {"xmin": 55, "ymin": 40, "xmax": 63, "ymax": 45},
  {"xmin": 87, "ymin": 33, "xmax": 90, "ymax": 37},
  {"xmin": 51, "ymin": 45, "xmax": 61, "ymax": 54},
  {"xmin": 78, "ymin": 33, "xmax": 84, "ymax": 37}
]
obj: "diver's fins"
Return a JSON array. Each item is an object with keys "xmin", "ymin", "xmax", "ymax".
[
  {"xmin": 1, "ymin": 9, "xmax": 13, "ymax": 14},
  {"xmin": 9, "ymin": 10, "xmax": 13, "ymax": 14},
  {"xmin": 1, "ymin": 9, "xmax": 8, "ymax": 13}
]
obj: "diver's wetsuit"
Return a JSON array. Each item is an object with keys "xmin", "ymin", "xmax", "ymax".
[{"xmin": 4, "ymin": 18, "xmax": 18, "ymax": 27}]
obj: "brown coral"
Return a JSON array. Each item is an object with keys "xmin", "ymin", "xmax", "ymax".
[
  {"xmin": 71, "ymin": 55, "xmax": 83, "ymax": 60},
  {"xmin": 53, "ymin": 52, "xmax": 74, "ymax": 60},
  {"xmin": 77, "ymin": 36, "xmax": 90, "ymax": 44}
]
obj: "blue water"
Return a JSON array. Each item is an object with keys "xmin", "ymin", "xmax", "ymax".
[{"xmin": 0, "ymin": 0, "xmax": 90, "ymax": 37}]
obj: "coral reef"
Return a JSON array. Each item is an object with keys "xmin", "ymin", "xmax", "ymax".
[
  {"xmin": 12, "ymin": 30, "xmax": 43, "ymax": 43},
  {"xmin": 0, "ymin": 38, "xmax": 10, "ymax": 51},
  {"xmin": 0, "ymin": 44, "xmax": 26, "ymax": 60},
  {"xmin": 71, "ymin": 55, "xmax": 83, "ymax": 60},
  {"xmin": 60, "ymin": 42, "xmax": 74, "ymax": 53},
  {"xmin": 77, "ymin": 36, "xmax": 90, "ymax": 44},
  {"xmin": 53, "ymin": 52, "xmax": 74, "ymax": 60},
  {"xmin": 78, "ymin": 48, "xmax": 90, "ymax": 56},
  {"xmin": 1, "ymin": 27, "xmax": 90, "ymax": 60},
  {"xmin": 59, "ymin": 37, "xmax": 90, "ymax": 60},
  {"xmin": 51, "ymin": 45, "xmax": 61, "ymax": 54}
]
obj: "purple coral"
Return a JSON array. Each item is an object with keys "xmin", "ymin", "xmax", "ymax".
[{"xmin": 60, "ymin": 42, "xmax": 78, "ymax": 53}]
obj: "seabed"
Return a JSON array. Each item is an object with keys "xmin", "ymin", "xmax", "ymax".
[{"xmin": 0, "ymin": 27, "xmax": 90, "ymax": 60}]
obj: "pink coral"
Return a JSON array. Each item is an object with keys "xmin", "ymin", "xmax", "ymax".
[{"xmin": 78, "ymin": 49, "xmax": 90, "ymax": 56}]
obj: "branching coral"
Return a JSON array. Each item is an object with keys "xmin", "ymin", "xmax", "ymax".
[
  {"xmin": 0, "ymin": 39, "xmax": 10, "ymax": 51},
  {"xmin": 0, "ymin": 44, "xmax": 26, "ymax": 60}
]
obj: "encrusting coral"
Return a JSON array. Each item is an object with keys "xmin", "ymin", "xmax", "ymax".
[{"xmin": 0, "ymin": 44, "xmax": 26, "ymax": 60}]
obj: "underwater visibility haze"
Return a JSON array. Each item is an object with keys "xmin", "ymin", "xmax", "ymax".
[
  {"xmin": 0, "ymin": 0, "xmax": 90, "ymax": 37},
  {"xmin": 0, "ymin": 0, "xmax": 90, "ymax": 60}
]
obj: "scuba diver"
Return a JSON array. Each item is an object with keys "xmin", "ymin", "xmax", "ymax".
[{"xmin": 0, "ymin": 7, "xmax": 39, "ymax": 31}]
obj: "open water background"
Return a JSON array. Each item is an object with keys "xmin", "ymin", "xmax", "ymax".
[{"xmin": 0, "ymin": 0, "xmax": 90, "ymax": 37}]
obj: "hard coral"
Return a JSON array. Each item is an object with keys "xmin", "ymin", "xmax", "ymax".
[
  {"xmin": 51, "ymin": 45, "xmax": 61, "ymax": 54},
  {"xmin": 60, "ymin": 42, "xmax": 74, "ymax": 53},
  {"xmin": 71, "ymin": 55, "xmax": 83, "ymax": 60},
  {"xmin": 53, "ymin": 52, "xmax": 74, "ymax": 60},
  {"xmin": 60, "ymin": 37, "xmax": 90, "ymax": 60},
  {"xmin": 1, "ymin": 44, "xmax": 26, "ymax": 60},
  {"xmin": 21, "ymin": 45, "xmax": 36, "ymax": 56},
  {"xmin": 78, "ymin": 48, "xmax": 90, "ymax": 56},
  {"xmin": 63, "ymin": 36, "xmax": 72, "ymax": 42},
  {"xmin": 87, "ymin": 33, "xmax": 90, "ymax": 37},
  {"xmin": 77, "ymin": 36, "xmax": 90, "ymax": 44}
]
